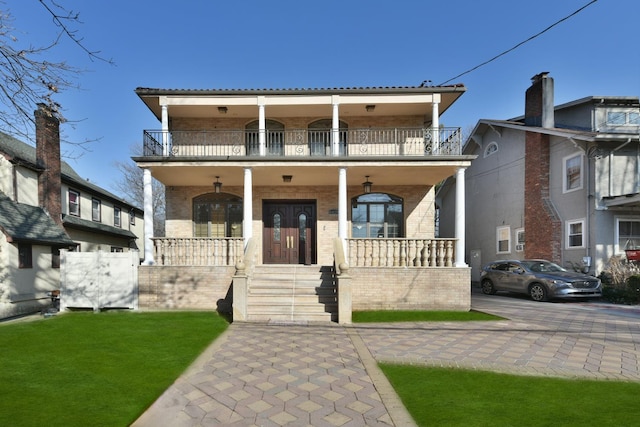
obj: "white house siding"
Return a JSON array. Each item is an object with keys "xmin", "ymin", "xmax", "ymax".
[
  {"xmin": 15, "ymin": 166, "xmax": 38, "ymax": 206},
  {"xmin": 0, "ymin": 240, "xmax": 59, "ymax": 319}
]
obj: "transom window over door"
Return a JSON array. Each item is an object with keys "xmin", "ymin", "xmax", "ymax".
[
  {"xmin": 193, "ymin": 193, "xmax": 243, "ymax": 237},
  {"xmin": 245, "ymin": 119, "xmax": 284, "ymax": 156},
  {"xmin": 351, "ymin": 193, "xmax": 403, "ymax": 238}
]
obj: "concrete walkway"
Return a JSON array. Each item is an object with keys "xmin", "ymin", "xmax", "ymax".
[{"xmin": 132, "ymin": 293, "xmax": 640, "ymax": 426}]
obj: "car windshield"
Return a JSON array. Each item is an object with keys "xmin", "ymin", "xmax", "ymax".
[{"xmin": 520, "ymin": 260, "xmax": 566, "ymax": 273}]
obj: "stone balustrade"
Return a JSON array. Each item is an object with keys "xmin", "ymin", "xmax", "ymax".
[
  {"xmin": 346, "ymin": 238, "xmax": 456, "ymax": 267},
  {"xmin": 151, "ymin": 237, "xmax": 244, "ymax": 266}
]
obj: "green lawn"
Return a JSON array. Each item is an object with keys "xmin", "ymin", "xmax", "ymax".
[
  {"xmin": 0, "ymin": 311, "xmax": 228, "ymax": 427},
  {"xmin": 380, "ymin": 364, "xmax": 640, "ymax": 426},
  {"xmin": 352, "ymin": 310, "xmax": 503, "ymax": 322}
]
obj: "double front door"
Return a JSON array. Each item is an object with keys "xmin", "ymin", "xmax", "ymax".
[{"xmin": 263, "ymin": 201, "xmax": 316, "ymax": 264}]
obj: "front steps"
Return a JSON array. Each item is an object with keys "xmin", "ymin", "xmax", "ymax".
[{"xmin": 246, "ymin": 265, "xmax": 337, "ymax": 323}]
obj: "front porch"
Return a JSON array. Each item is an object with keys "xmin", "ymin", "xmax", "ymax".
[{"xmin": 137, "ymin": 237, "xmax": 470, "ymax": 323}]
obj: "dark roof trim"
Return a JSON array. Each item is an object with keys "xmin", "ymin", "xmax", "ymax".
[
  {"xmin": 62, "ymin": 214, "xmax": 137, "ymax": 239},
  {"xmin": 135, "ymin": 84, "xmax": 467, "ymax": 97}
]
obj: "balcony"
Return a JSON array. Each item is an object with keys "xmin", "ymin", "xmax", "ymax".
[{"xmin": 143, "ymin": 127, "xmax": 462, "ymax": 158}]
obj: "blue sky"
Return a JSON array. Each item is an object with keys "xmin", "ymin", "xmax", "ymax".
[{"xmin": 6, "ymin": 0, "xmax": 639, "ymax": 199}]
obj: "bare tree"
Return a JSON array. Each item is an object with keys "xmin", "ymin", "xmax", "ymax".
[
  {"xmin": 0, "ymin": 1, "xmax": 112, "ymax": 146},
  {"xmin": 112, "ymin": 144, "xmax": 166, "ymax": 237}
]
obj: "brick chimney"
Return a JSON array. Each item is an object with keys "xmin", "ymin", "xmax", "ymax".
[
  {"xmin": 523, "ymin": 73, "xmax": 561, "ymax": 263},
  {"xmin": 35, "ymin": 103, "xmax": 63, "ymax": 226},
  {"xmin": 524, "ymin": 71, "xmax": 554, "ymax": 128}
]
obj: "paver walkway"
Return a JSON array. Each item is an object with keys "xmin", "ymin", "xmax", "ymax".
[{"xmin": 133, "ymin": 293, "xmax": 640, "ymax": 426}]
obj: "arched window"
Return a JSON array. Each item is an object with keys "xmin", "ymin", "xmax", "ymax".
[
  {"xmin": 351, "ymin": 193, "xmax": 403, "ymax": 238},
  {"xmin": 193, "ymin": 193, "xmax": 243, "ymax": 237},
  {"xmin": 245, "ymin": 119, "xmax": 285, "ymax": 156},
  {"xmin": 308, "ymin": 119, "xmax": 348, "ymax": 156},
  {"xmin": 484, "ymin": 141, "xmax": 498, "ymax": 158}
]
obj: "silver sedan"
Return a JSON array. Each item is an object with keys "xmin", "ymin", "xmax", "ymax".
[{"xmin": 480, "ymin": 259, "xmax": 602, "ymax": 302}]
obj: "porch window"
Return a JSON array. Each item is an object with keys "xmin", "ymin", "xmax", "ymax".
[
  {"xmin": 351, "ymin": 193, "xmax": 403, "ymax": 238},
  {"xmin": 193, "ymin": 193, "xmax": 243, "ymax": 238},
  {"xmin": 245, "ymin": 119, "xmax": 284, "ymax": 156},
  {"xmin": 617, "ymin": 218, "xmax": 640, "ymax": 251},
  {"xmin": 308, "ymin": 119, "xmax": 348, "ymax": 156}
]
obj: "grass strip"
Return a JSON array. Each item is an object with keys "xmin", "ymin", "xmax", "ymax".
[
  {"xmin": 380, "ymin": 364, "xmax": 640, "ymax": 426},
  {"xmin": 352, "ymin": 310, "xmax": 502, "ymax": 323},
  {"xmin": 0, "ymin": 311, "xmax": 227, "ymax": 426}
]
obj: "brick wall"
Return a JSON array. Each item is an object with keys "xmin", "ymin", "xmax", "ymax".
[
  {"xmin": 138, "ymin": 265, "xmax": 235, "ymax": 311},
  {"xmin": 350, "ymin": 267, "xmax": 471, "ymax": 311},
  {"xmin": 35, "ymin": 104, "xmax": 62, "ymax": 226}
]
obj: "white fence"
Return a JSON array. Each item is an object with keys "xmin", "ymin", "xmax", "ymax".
[{"xmin": 60, "ymin": 250, "xmax": 139, "ymax": 311}]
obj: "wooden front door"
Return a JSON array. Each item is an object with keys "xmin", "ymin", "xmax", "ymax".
[{"xmin": 263, "ymin": 201, "xmax": 316, "ymax": 264}]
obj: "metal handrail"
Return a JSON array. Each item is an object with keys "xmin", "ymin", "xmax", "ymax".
[{"xmin": 142, "ymin": 127, "xmax": 463, "ymax": 157}]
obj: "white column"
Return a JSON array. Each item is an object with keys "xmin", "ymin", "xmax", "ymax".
[
  {"xmin": 243, "ymin": 167, "xmax": 253, "ymax": 245},
  {"xmin": 161, "ymin": 104, "xmax": 169, "ymax": 156},
  {"xmin": 431, "ymin": 99, "xmax": 440, "ymax": 154},
  {"xmin": 332, "ymin": 96, "xmax": 340, "ymax": 156},
  {"xmin": 338, "ymin": 167, "xmax": 347, "ymax": 242},
  {"xmin": 455, "ymin": 167, "xmax": 467, "ymax": 267},
  {"xmin": 142, "ymin": 168, "xmax": 155, "ymax": 265},
  {"xmin": 258, "ymin": 97, "xmax": 266, "ymax": 156}
]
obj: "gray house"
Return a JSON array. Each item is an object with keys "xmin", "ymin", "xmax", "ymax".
[{"xmin": 438, "ymin": 72, "xmax": 640, "ymax": 282}]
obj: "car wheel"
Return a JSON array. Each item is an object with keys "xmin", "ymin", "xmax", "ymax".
[
  {"xmin": 481, "ymin": 279, "xmax": 496, "ymax": 295},
  {"xmin": 529, "ymin": 283, "xmax": 548, "ymax": 302}
]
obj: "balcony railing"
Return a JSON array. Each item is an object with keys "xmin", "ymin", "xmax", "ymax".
[
  {"xmin": 347, "ymin": 238, "xmax": 456, "ymax": 267},
  {"xmin": 152, "ymin": 237, "xmax": 244, "ymax": 266},
  {"xmin": 143, "ymin": 127, "xmax": 462, "ymax": 158}
]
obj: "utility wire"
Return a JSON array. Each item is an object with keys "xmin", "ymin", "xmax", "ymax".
[{"xmin": 438, "ymin": 0, "xmax": 598, "ymax": 86}]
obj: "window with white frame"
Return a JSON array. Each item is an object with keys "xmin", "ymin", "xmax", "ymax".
[
  {"xmin": 497, "ymin": 226, "xmax": 511, "ymax": 254},
  {"xmin": 114, "ymin": 207, "xmax": 121, "ymax": 228},
  {"xmin": 566, "ymin": 219, "xmax": 585, "ymax": 248},
  {"xmin": 484, "ymin": 141, "xmax": 498, "ymax": 158},
  {"xmin": 563, "ymin": 153, "xmax": 583, "ymax": 193},
  {"xmin": 617, "ymin": 218, "xmax": 640, "ymax": 252},
  {"xmin": 515, "ymin": 228, "xmax": 525, "ymax": 252},
  {"xmin": 68, "ymin": 190, "xmax": 80, "ymax": 216},
  {"xmin": 92, "ymin": 198, "xmax": 101, "ymax": 222},
  {"xmin": 607, "ymin": 110, "xmax": 640, "ymax": 126}
]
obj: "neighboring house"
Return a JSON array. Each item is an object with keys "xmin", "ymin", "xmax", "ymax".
[
  {"xmin": 134, "ymin": 85, "xmax": 474, "ymax": 323},
  {"xmin": 0, "ymin": 105, "xmax": 144, "ymax": 319},
  {"xmin": 438, "ymin": 72, "xmax": 640, "ymax": 283}
]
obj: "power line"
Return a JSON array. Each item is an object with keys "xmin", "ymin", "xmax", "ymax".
[{"xmin": 438, "ymin": 0, "xmax": 598, "ymax": 86}]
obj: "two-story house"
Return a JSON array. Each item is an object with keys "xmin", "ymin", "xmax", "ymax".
[
  {"xmin": 0, "ymin": 105, "xmax": 144, "ymax": 319},
  {"xmin": 134, "ymin": 85, "xmax": 474, "ymax": 323},
  {"xmin": 438, "ymin": 72, "xmax": 640, "ymax": 283}
]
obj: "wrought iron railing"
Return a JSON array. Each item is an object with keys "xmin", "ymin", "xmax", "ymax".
[{"xmin": 142, "ymin": 127, "xmax": 463, "ymax": 157}]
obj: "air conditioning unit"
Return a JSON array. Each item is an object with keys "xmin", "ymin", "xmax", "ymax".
[{"xmin": 515, "ymin": 244, "xmax": 525, "ymax": 252}]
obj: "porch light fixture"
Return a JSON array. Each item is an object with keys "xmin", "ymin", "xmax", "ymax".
[
  {"xmin": 218, "ymin": 106, "xmax": 228, "ymax": 114},
  {"xmin": 213, "ymin": 176, "xmax": 222, "ymax": 193},
  {"xmin": 365, "ymin": 105, "xmax": 376, "ymax": 112},
  {"xmin": 362, "ymin": 176, "xmax": 373, "ymax": 194},
  {"xmin": 282, "ymin": 175, "xmax": 293, "ymax": 183}
]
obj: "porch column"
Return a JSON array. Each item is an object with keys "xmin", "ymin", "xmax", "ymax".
[
  {"xmin": 258, "ymin": 97, "xmax": 266, "ymax": 156},
  {"xmin": 455, "ymin": 167, "xmax": 467, "ymax": 267},
  {"xmin": 338, "ymin": 167, "xmax": 347, "ymax": 243},
  {"xmin": 331, "ymin": 96, "xmax": 340, "ymax": 156},
  {"xmin": 431, "ymin": 98, "xmax": 440, "ymax": 154},
  {"xmin": 142, "ymin": 168, "xmax": 155, "ymax": 265},
  {"xmin": 243, "ymin": 167, "xmax": 253, "ymax": 245},
  {"xmin": 161, "ymin": 103, "xmax": 169, "ymax": 156}
]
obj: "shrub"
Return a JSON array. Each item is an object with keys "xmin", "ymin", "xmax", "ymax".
[{"xmin": 600, "ymin": 256, "xmax": 640, "ymax": 305}]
